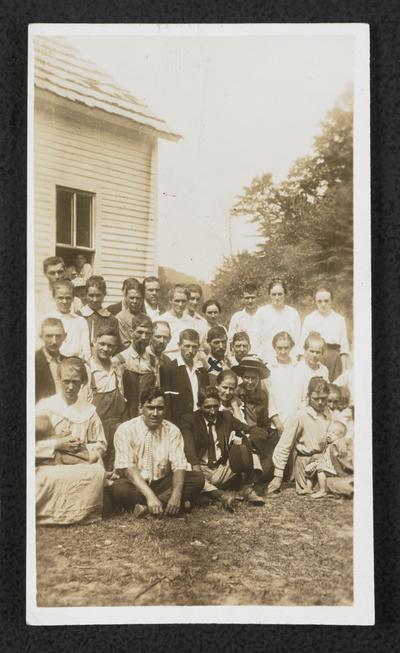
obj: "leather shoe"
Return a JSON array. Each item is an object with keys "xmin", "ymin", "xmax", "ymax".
[
  {"xmin": 220, "ymin": 494, "xmax": 235, "ymax": 512},
  {"xmin": 241, "ymin": 486, "xmax": 265, "ymax": 505}
]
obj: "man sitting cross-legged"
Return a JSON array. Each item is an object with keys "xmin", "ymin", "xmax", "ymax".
[
  {"xmin": 110, "ymin": 387, "xmax": 205, "ymax": 518},
  {"xmin": 180, "ymin": 386, "xmax": 266, "ymax": 511}
]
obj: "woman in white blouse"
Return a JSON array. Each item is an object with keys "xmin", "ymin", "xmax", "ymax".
[
  {"xmin": 35, "ymin": 357, "xmax": 107, "ymax": 525},
  {"xmin": 266, "ymin": 331, "xmax": 300, "ymax": 428},
  {"xmin": 300, "ymin": 287, "xmax": 349, "ymax": 382},
  {"xmin": 257, "ymin": 279, "xmax": 301, "ymax": 364}
]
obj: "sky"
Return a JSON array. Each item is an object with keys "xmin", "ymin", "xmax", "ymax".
[{"xmin": 66, "ymin": 31, "xmax": 353, "ymax": 282}]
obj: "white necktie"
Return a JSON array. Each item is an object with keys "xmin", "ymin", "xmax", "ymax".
[{"xmin": 143, "ymin": 431, "xmax": 153, "ymax": 482}]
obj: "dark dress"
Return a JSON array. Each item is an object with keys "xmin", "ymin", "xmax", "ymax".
[{"xmin": 237, "ymin": 384, "xmax": 279, "ymax": 484}]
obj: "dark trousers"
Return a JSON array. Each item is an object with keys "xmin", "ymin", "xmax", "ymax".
[
  {"xmin": 249, "ymin": 428, "xmax": 280, "ymax": 485},
  {"xmin": 109, "ymin": 470, "xmax": 205, "ymax": 512}
]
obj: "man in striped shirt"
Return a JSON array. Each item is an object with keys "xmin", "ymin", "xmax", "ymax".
[{"xmin": 110, "ymin": 387, "xmax": 204, "ymax": 517}]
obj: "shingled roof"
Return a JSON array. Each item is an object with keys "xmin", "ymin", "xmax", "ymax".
[{"xmin": 34, "ymin": 36, "xmax": 181, "ymax": 141}]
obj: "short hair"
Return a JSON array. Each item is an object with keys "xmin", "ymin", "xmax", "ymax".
[
  {"xmin": 168, "ymin": 284, "xmax": 189, "ymax": 302},
  {"xmin": 140, "ymin": 386, "xmax": 165, "ymax": 406},
  {"xmin": 216, "ymin": 369, "xmax": 238, "ymax": 387},
  {"xmin": 152, "ymin": 320, "xmax": 171, "ymax": 333},
  {"xmin": 232, "ymin": 331, "xmax": 251, "ymax": 346},
  {"xmin": 121, "ymin": 277, "xmax": 138, "ymax": 291},
  {"xmin": 187, "ymin": 283, "xmax": 203, "ymax": 297},
  {"xmin": 131, "ymin": 314, "xmax": 153, "ymax": 331},
  {"xmin": 268, "ymin": 278, "xmax": 288, "ymax": 295},
  {"xmin": 86, "ymin": 275, "xmax": 107, "ymax": 294},
  {"xmin": 243, "ymin": 282, "xmax": 258, "ymax": 295},
  {"xmin": 304, "ymin": 331, "xmax": 326, "ymax": 351},
  {"xmin": 202, "ymin": 299, "xmax": 221, "ymax": 314},
  {"xmin": 198, "ymin": 386, "xmax": 221, "ymax": 406},
  {"xmin": 143, "ymin": 276, "xmax": 160, "ymax": 290},
  {"xmin": 123, "ymin": 278, "xmax": 143, "ymax": 296},
  {"xmin": 95, "ymin": 326, "xmax": 119, "ymax": 341},
  {"xmin": 57, "ymin": 356, "xmax": 88, "ymax": 385},
  {"xmin": 328, "ymin": 383, "xmax": 341, "ymax": 396},
  {"xmin": 331, "ymin": 420, "xmax": 347, "ymax": 436},
  {"xmin": 314, "ymin": 286, "xmax": 334, "ymax": 301},
  {"xmin": 207, "ymin": 326, "xmax": 227, "ymax": 343},
  {"xmin": 40, "ymin": 317, "xmax": 65, "ymax": 335},
  {"xmin": 178, "ymin": 328, "xmax": 200, "ymax": 344},
  {"xmin": 43, "ymin": 256, "xmax": 65, "ymax": 275},
  {"xmin": 272, "ymin": 330, "xmax": 295, "ymax": 349},
  {"xmin": 51, "ymin": 279, "xmax": 73, "ymax": 297},
  {"xmin": 307, "ymin": 377, "xmax": 329, "ymax": 396}
]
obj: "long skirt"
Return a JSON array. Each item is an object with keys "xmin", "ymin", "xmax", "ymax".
[{"xmin": 36, "ymin": 463, "xmax": 106, "ymax": 525}]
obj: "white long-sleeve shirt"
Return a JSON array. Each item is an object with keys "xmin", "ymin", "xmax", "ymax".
[
  {"xmin": 227, "ymin": 309, "xmax": 262, "ymax": 355},
  {"xmin": 257, "ymin": 304, "xmax": 301, "ymax": 363},
  {"xmin": 47, "ymin": 310, "xmax": 91, "ymax": 362},
  {"xmin": 300, "ymin": 309, "xmax": 350, "ymax": 354},
  {"xmin": 266, "ymin": 358, "xmax": 301, "ymax": 424}
]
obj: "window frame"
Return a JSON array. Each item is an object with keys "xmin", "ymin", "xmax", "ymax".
[{"xmin": 55, "ymin": 185, "xmax": 95, "ymax": 252}]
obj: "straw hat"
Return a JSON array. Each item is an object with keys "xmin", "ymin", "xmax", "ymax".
[{"xmin": 231, "ymin": 354, "xmax": 270, "ymax": 379}]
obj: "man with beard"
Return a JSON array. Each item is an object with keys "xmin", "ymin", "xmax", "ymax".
[{"xmin": 114, "ymin": 314, "xmax": 154, "ymax": 418}]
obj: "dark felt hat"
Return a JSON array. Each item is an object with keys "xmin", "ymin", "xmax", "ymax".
[{"xmin": 231, "ymin": 354, "xmax": 270, "ymax": 379}]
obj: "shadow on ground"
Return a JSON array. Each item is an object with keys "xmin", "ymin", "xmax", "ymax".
[{"xmin": 36, "ymin": 486, "xmax": 353, "ymax": 606}]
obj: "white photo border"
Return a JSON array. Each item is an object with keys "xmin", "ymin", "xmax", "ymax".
[{"xmin": 26, "ymin": 22, "xmax": 373, "ymax": 625}]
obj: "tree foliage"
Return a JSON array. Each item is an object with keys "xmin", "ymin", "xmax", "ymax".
[{"xmin": 211, "ymin": 86, "xmax": 354, "ymax": 321}]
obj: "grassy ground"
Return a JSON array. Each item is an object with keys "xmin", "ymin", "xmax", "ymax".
[{"xmin": 36, "ymin": 486, "xmax": 353, "ymax": 607}]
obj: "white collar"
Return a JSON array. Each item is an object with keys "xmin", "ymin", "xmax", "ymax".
[
  {"xmin": 176, "ymin": 353, "xmax": 202, "ymax": 370},
  {"xmin": 44, "ymin": 393, "xmax": 96, "ymax": 423},
  {"xmin": 80, "ymin": 305, "xmax": 111, "ymax": 317}
]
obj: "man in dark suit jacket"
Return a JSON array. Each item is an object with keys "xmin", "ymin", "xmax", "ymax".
[
  {"xmin": 167, "ymin": 328, "xmax": 209, "ymax": 425},
  {"xmin": 35, "ymin": 317, "xmax": 66, "ymax": 402},
  {"xmin": 180, "ymin": 386, "xmax": 265, "ymax": 510}
]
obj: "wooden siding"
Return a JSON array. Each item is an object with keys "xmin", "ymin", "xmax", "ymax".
[{"xmin": 34, "ymin": 91, "xmax": 158, "ymax": 304}]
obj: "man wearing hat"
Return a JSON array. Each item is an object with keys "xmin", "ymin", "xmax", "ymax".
[
  {"xmin": 180, "ymin": 386, "xmax": 265, "ymax": 509},
  {"xmin": 231, "ymin": 355, "xmax": 281, "ymax": 491}
]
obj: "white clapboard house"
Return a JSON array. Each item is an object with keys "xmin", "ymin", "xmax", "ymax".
[{"xmin": 34, "ymin": 36, "xmax": 180, "ymax": 303}]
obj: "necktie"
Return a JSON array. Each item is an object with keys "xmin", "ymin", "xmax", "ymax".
[
  {"xmin": 207, "ymin": 422, "xmax": 217, "ymax": 469},
  {"xmin": 142, "ymin": 431, "xmax": 153, "ymax": 482}
]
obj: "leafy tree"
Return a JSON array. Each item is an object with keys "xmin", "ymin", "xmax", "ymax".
[{"xmin": 212, "ymin": 86, "xmax": 353, "ymax": 324}]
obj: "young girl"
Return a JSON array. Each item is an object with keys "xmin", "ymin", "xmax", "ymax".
[{"xmin": 305, "ymin": 420, "xmax": 348, "ymax": 498}]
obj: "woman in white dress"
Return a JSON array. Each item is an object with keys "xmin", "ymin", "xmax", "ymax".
[
  {"xmin": 266, "ymin": 331, "xmax": 300, "ymax": 429},
  {"xmin": 258, "ymin": 279, "xmax": 301, "ymax": 364},
  {"xmin": 300, "ymin": 287, "xmax": 350, "ymax": 382},
  {"xmin": 35, "ymin": 357, "xmax": 107, "ymax": 525}
]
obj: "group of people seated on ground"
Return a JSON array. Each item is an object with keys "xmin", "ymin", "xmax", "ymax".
[{"xmin": 34, "ymin": 255, "xmax": 354, "ymax": 525}]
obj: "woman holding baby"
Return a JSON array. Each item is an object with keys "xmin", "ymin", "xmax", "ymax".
[
  {"xmin": 35, "ymin": 357, "xmax": 107, "ymax": 525},
  {"xmin": 267, "ymin": 376, "xmax": 353, "ymax": 498}
]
